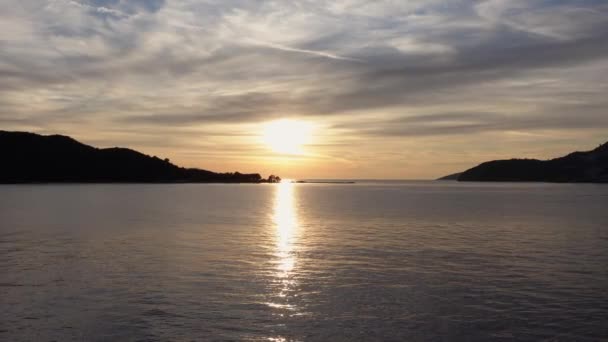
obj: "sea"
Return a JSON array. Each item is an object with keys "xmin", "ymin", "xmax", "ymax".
[{"xmin": 1, "ymin": 181, "xmax": 607, "ymax": 341}]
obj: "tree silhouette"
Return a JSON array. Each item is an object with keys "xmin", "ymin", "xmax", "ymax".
[{"xmin": 267, "ymin": 175, "xmax": 281, "ymax": 183}]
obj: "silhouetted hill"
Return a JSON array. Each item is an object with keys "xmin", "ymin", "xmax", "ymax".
[
  {"xmin": 457, "ymin": 142, "xmax": 608, "ymax": 183},
  {"xmin": 437, "ymin": 172, "xmax": 462, "ymax": 181},
  {"xmin": 0, "ymin": 131, "xmax": 272, "ymax": 183}
]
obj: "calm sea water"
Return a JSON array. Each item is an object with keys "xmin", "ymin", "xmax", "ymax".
[{"xmin": 1, "ymin": 181, "xmax": 607, "ymax": 341}]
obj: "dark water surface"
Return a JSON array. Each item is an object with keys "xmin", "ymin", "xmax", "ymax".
[{"xmin": 1, "ymin": 182, "xmax": 607, "ymax": 341}]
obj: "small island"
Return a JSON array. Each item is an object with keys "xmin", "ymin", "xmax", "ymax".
[
  {"xmin": 293, "ymin": 180, "xmax": 356, "ymax": 184},
  {"xmin": 440, "ymin": 141, "xmax": 608, "ymax": 183},
  {"xmin": 0, "ymin": 131, "xmax": 281, "ymax": 184}
]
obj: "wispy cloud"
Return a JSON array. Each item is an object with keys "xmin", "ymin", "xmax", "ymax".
[{"xmin": 244, "ymin": 39, "xmax": 363, "ymax": 62}]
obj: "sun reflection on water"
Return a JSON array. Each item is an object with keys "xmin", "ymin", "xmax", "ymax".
[{"xmin": 270, "ymin": 180, "xmax": 299, "ymax": 309}]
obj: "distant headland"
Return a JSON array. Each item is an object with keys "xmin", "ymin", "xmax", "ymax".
[
  {"xmin": 439, "ymin": 141, "xmax": 608, "ymax": 183},
  {"xmin": 437, "ymin": 172, "xmax": 462, "ymax": 181},
  {"xmin": 0, "ymin": 131, "xmax": 281, "ymax": 184}
]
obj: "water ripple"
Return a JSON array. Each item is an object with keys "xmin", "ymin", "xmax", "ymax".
[{"xmin": 1, "ymin": 183, "xmax": 607, "ymax": 341}]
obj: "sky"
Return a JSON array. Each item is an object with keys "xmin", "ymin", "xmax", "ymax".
[{"xmin": 1, "ymin": 0, "xmax": 608, "ymax": 179}]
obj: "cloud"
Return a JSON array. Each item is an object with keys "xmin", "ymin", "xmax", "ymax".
[
  {"xmin": 475, "ymin": 0, "xmax": 608, "ymax": 39},
  {"xmin": 336, "ymin": 103, "xmax": 608, "ymax": 138}
]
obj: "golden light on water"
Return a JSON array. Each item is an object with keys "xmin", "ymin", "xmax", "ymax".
[
  {"xmin": 273, "ymin": 181, "xmax": 297, "ymax": 277},
  {"xmin": 270, "ymin": 180, "xmax": 299, "ymax": 309}
]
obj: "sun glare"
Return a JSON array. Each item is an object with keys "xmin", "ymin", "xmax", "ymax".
[{"xmin": 262, "ymin": 119, "xmax": 314, "ymax": 155}]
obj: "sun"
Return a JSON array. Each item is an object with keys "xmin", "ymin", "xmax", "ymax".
[{"xmin": 262, "ymin": 119, "xmax": 314, "ymax": 155}]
